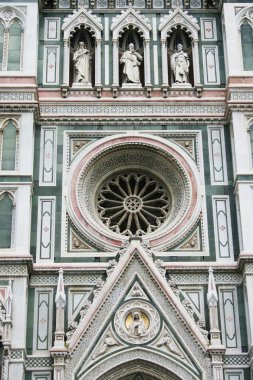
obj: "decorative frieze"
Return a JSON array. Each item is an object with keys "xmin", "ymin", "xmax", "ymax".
[
  {"xmin": 40, "ymin": 104, "xmax": 225, "ymax": 117},
  {"xmin": 26, "ymin": 356, "xmax": 53, "ymax": 368},
  {"xmin": 0, "ymin": 92, "xmax": 35, "ymax": 101},
  {"xmin": 169, "ymin": 273, "xmax": 242, "ymax": 285},
  {"xmin": 224, "ymin": 355, "xmax": 249, "ymax": 366},
  {"xmin": 30, "ymin": 274, "xmax": 101, "ymax": 287}
]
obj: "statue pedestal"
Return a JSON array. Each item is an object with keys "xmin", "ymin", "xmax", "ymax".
[
  {"xmin": 121, "ymin": 83, "xmax": 142, "ymax": 89},
  {"xmin": 171, "ymin": 82, "xmax": 192, "ymax": 88},
  {"xmin": 72, "ymin": 82, "xmax": 92, "ymax": 89}
]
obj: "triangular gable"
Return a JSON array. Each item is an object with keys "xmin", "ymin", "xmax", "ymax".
[
  {"xmin": 62, "ymin": 8, "xmax": 103, "ymax": 39},
  {"xmin": 111, "ymin": 7, "xmax": 151, "ymax": 40},
  {"xmin": 159, "ymin": 8, "xmax": 200, "ymax": 40},
  {"xmin": 64, "ymin": 241, "xmax": 212, "ymax": 380}
]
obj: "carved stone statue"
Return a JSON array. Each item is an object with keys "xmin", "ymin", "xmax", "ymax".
[
  {"xmin": 73, "ymin": 42, "xmax": 91, "ymax": 85},
  {"xmin": 171, "ymin": 43, "xmax": 190, "ymax": 84},
  {"xmin": 128, "ymin": 311, "xmax": 147, "ymax": 336},
  {"xmin": 120, "ymin": 43, "xmax": 143, "ymax": 84}
]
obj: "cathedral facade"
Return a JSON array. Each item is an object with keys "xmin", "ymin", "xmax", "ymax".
[{"xmin": 0, "ymin": 0, "xmax": 253, "ymax": 379}]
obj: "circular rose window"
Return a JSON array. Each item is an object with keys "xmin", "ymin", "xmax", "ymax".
[
  {"xmin": 97, "ymin": 173, "xmax": 171, "ymax": 236},
  {"xmin": 67, "ymin": 134, "xmax": 201, "ymax": 251}
]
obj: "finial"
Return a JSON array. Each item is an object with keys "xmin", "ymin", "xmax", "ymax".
[{"xmin": 55, "ymin": 269, "xmax": 66, "ymax": 309}]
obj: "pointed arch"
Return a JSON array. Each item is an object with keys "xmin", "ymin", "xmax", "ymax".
[
  {"xmin": 236, "ymin": 7, "xmax": 253, "ymax": 72},
  {"xmin": 0, "ymin": 119, "xmax": 19, "ymax": 171},
  {"xmin": 158, "ymin": 8, "xmax": 201, "ymax": 87},
  {"xmin": 62, "ymin": 8, "xmax": 103, "ymax": 88},
  {"xmin": 89, "ymin": 355, "xmax": 193, "ymax": 380},
  {"xmin": 0, "ymin": 191, "xmax": 15, "ymax": 248},
  {"xmin": 0, "ymin": 6, "xmax": 25, "ymax": 71},
  {"xmin": 111, "ymin": 7, "xmax": 152, "ymax": 87}
]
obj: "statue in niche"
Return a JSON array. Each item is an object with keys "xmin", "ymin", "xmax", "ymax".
[
  {"xmin": 120, "ymin": 43, "xmax": 143, "ymax": 84},
  {"xmin": 73, "ymin": 41, "xmax": 91, "ymax": 84},
  {"xmin": 128, "ymin": 311, "xmax": 147, "ymax": 336},
  {"xmin": 171, "ymin": 43, "xmax": 190, "ymax": 84}
]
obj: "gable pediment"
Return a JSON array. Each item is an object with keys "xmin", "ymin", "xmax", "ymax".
[
  {"xmin": 65, "ymin": 241, "xmax": 211, "ymax": 380},
  {"xmin": 159, "ymin": 8, "xmax": 200, "ymax": 40},
  {"xmin": 111, "ymin": 7, "xmax": 151, "ymax": 39},
  {"xmin": 62, "ymin": 8, "xmax": 103, "ymax": 39}
]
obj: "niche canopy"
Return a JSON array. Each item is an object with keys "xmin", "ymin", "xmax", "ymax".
[{"xmin": 67, "ymin": 134, "xmax": 202, "ymax": 251}]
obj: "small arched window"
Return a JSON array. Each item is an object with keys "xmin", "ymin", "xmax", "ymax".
[
  {"xmin": 0, "ymin": 119, "xmax": 18, "ymax": 170},
  {"xmin": 0, "ymin": 7, "xmax": 25, "ymax": 71},
  {"xmin": 241, "ymin": 21, "xmax": 253, "ymax": 71},
  {"xmin": 8, "ymin": 20, "xmax": 22, "ymax": 71},
  {"xmin": 0, "ymin": 192, "xmax": 13, "ymax": 248}
]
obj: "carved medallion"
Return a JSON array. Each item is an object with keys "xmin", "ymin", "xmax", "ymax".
[{"xmin": 114, "ymin": 300, "xmax": 160, "ymax": 344}]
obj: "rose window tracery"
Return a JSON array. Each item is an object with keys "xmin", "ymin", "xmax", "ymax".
[{"xmin": 97, "ymin": 173, "xmax": 171, "ymax": 236}]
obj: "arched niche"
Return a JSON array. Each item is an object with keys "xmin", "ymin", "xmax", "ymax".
[
  {"xmin": 62, "ymin": 8, "xmax": 103, "ymax": 91},
  {"xmin": 167, "ymin": 27, "xmax": 194, "ymax": 86},
  {"xmin": 119, "ymin": 27, "xmax": 145, "ymax": 87},
  {"xmin": 0, "ymin": 119, "xmax": 19, "ymax": 171},
  {"xmin": 0, "ymin": 191, "xmax": 15, "ymax": 249},
  {"xmin": 0, "ymin": 6, "xmax": 25, "ymax": 71},
  {"xmin": 69, "ymin": 27, "xmax": 95, "ymax": 87},
  {"xmin": 158, "ymin": 8, "xmax": 201, "ymax": 89},
  {"xmin": 236, "ymin": 7, "xmax": 253, "ymax": 72},
  {"xmin": 111, "ymin": 7, "xmax": 152, "ymax": 90}
]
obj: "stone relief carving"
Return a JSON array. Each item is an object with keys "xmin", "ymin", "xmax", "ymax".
[
  {"xmin": 114, "ymin": 300, "xmax": 160, "ymax": 344},
  {"xmin": 92, "ymin": 331, "xmax": 119, "ymax": 359},
  {"xmin": 93, "ymin": 278, "xmax": 105, "ymax": 298},
  {"xmin": 156, "ymin": 328, "xmax": 185, "ymax": 359},
  {"xmin": 120, "ymin": 43, "xmax": 143, "ymax": 85},
  {"xmin": 106, "ymin": 259, "xmax": 118, "ymax": 278}
]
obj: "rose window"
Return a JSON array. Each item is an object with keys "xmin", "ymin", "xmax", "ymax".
[{"xmin": 97, "ymin": 173, "xmax": 171, "ymax": 236}]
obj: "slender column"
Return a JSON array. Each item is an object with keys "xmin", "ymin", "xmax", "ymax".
[
  {"xmin": 112, "ymin": 39, "xmax": 119, "ymax": 87},
  {"xmin": 2, "ymin": 281, "xmax": 13, "ymax": 380},
  {"xmin": 63, "ymin": 38, "xmax": 70, "ymax": 86},
  {"xmin": 51, "ymin": 269, "xmax": 68, "ymax": 380},
  {"xmin": 207, "ymin": 268, "xmax": 225, "ymax": 380},
  {"xmin": 20, "ymin": 28, "xmax": 24, "ymax": 70},
  {"xmin": 144, "ymin": 39, "xmax": 152, "ymax": 86},
  {"xmin": 95, "ymin": 39, "xmax": 102, "ymax": 86},
  {"xmin": 161, "ymin": 39, "xmax": 168, "ymax": 86},
  {"xmin": 2, "ymin": 27, "xmax": 9, "ymax": 71},
  {"xmin": 192, "ymin": 38, "xmax": 201, "ymax": 85}
]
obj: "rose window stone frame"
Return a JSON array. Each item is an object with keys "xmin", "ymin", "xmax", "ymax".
[{"xmin": 66, "ymin": 134, "xmax": 202, "ymax": 251}]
